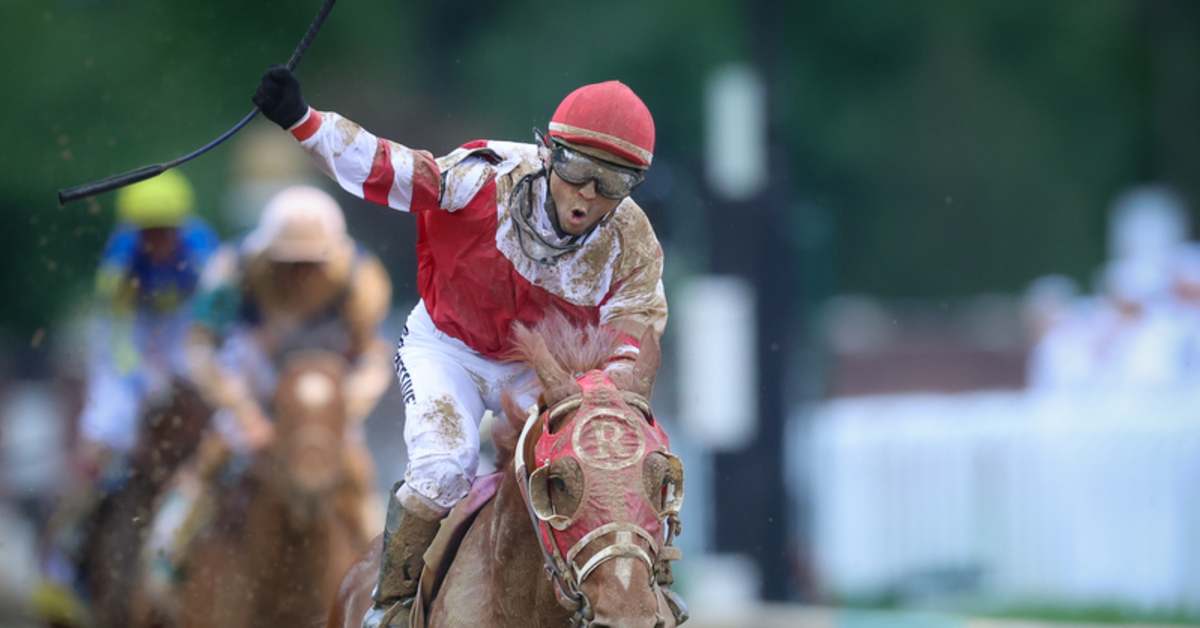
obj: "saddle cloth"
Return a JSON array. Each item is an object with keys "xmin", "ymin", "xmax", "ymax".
[{"xmin": 410, "ymin": 471, "xmax": 504, "ymax": 627}]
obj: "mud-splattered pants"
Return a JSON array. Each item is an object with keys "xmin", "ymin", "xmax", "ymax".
[{"xmin": 393, "ymin": 301, "xmax": 538, "ymax": 517}]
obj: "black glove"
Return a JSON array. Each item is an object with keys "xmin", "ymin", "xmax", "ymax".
[{"xmin": 252, "ymin": 65, "xmax": 308, "ymax": 129}]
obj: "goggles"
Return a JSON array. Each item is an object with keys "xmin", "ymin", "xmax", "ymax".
[{"xmin": 549, "ymin": 141, "xmax": 645, "ymax": 200}]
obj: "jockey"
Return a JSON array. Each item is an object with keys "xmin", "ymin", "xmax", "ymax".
[
  {"xmin": 144, "ymin": 185, "xmax": 394, "ymax": 587},
  {"xmin": 42, "ymin": 171, "xmax": 217, "ymax": 607},
  {"xmin": 79, "ymin": 170, "xmax": 219, "ymax": 474},
  {"xmin": 252, "ymin": 66, "xmax": 672, "ymax": 626}
]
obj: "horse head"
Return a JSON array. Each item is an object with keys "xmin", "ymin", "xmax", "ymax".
[
  {"xmin": 132, "ymin": 379, "xmax": 211, "ymax": 483},
  {"xmin": 508, "ymin": 316, "xmax": 684, "ymax": 628},
  {"xmin": 265, "ymin": 350, "xmax": 351, "ymax": 505}
]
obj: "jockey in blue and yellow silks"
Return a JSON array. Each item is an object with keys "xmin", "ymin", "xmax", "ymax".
[{"xmin": 79, "ymin": 171, "xmax": 218, "ymax": 466}]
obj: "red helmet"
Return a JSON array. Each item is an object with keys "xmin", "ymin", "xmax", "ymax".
[{"xmin": 548, "ymin": 80, "xmax": 655, "ymax": 170}]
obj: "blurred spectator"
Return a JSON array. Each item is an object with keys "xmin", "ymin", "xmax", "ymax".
[
  {"xmin": 1088, "ymin": 258, "xmax": 1186, "ymax": 389},
  {"xmin": 1029, "ymin": 186, "xmax": 1198, "ymax": 395},
  {"xmin": 1021, "ymin": 274, "xmax": 1080, "ymax": 344},
  {"xmin": 1107, "ymin": 185, "xmax": 1188, "ymax": 268},
  {"xmin": 1026, "ymin": 293, "xmax": 1100, "ymax": 393},
  {"xmin": 1028, "ymin": 256, "xmax": 1197, "ymax": 394},
  {"xmin": 1170, "ymin": 243, "xmax": 1200, "ymax": 379}
]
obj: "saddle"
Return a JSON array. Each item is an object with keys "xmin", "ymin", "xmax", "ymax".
[{"xmin": 408, "ymin": 471, "xmax": 504, "ymax": 628}]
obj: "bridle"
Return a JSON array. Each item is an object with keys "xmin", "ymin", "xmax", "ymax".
[{"xmin": 513, "ymin": 391, "xmax": 683, "ymax": 627}]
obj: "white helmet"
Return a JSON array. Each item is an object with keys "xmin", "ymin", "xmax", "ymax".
[{"xmin": 246, "ymin": 186, "xmax": 351, "ymax": 262}]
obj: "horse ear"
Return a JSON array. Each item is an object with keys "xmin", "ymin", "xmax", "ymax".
[
  {"xmin": 494, "ymin": 392, "xmax": 528, "ymax": 467},
  {"xmin": 630, "ymin": 327, "xmax": 661, "ymax": 398}
]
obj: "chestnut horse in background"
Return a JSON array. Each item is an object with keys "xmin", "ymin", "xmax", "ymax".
[
  {"xmin": 166, "ymin": 351, "xmax": 371, "ymax": 628},
  {"xmin": 82, "ymin": 381, "xmax": 210, "ymax": 628},
  {"xmin": 329, "ymin": 318, "xmax": 685, "ymax": 628}
]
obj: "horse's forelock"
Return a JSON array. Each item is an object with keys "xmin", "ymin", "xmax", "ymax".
[
  {"xmin": 499, "ymin": 312, "xmax": 624, "ymax": 467},
  {"xmin": 509, "ymin": 310, "xmax": 622, "ymax": 377}
]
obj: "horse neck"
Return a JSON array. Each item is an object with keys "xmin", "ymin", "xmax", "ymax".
[
  {"xmin": 486, "ymin": 465, "xmax": 572, "ymax": 626},
  {"xmin": 248, "ymin": 453, "xmax": 340, "ymax": 531},
  {"xmin": 237, "ymin": 466, "xmax": 344, "ymax": 616}
]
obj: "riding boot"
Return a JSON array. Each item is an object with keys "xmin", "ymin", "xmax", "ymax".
[{"xmin": 361, "ymin": 484, "xmax": 442, "ymax": 628}]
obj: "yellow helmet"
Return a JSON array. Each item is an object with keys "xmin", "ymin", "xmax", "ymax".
[{"xmin": 115, "ymin": 170, "xmax": 194, "ymax": 228}]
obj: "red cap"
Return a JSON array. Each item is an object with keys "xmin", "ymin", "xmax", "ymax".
[{"xmin": 548, "ymin": 81, "xmax": 655, "ymax": 169}]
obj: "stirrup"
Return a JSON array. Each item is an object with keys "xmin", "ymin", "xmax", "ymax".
[{"xmin": 662, "ymin": 587, "xmax": 689, "ymax": 625}]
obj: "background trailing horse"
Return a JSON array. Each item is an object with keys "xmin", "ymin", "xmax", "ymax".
[
  {"xmin": 329, "ymin": 317, "xmax": 685, "ymax": 628},
  {"xmin": 79, "ymin": 380, "xmax": 210, "ymax": 628},
  {"xmin": 146, "ymin": 351, "xmax": 371, "ymax": 628}
]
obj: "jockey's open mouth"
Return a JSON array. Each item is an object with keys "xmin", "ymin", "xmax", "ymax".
[{"xmin": 568, "ymin": 207, "xmax": 589, "ymax": 225}]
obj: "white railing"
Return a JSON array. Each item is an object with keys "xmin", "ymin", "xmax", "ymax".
[{"xmin": 802, "ymin": 389, "xmax": 1200, "ymax": 611}]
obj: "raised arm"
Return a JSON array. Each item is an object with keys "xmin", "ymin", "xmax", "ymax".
[{"xmin": 253, "ymin": 66, "xmax": 441, "ymax": 213}]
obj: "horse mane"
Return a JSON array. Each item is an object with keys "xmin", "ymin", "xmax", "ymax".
[
  {"xmin": 509, "ymin": 310, "xmax": 622, "ymax": 376},
  {"xmin": 493, "ymin": 311, "xmax": 622, "ymax": 468}
]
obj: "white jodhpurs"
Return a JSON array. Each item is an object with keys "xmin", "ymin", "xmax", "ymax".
[
  {"xmin": 79, "ymin": 311, "xmax": 191, "ymax": 453},
  {"xmin": 393, "ymin": 301, "xmax": 538, "ymax": 517}
]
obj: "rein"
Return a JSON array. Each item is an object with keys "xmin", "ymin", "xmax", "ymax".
[{"xmin": 513, "ymin": 393, "xmax": 683, "ymax": 627}]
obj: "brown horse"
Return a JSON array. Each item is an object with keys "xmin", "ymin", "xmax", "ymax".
[
  {"xmin": 163, "ymin": 351, "xmax": 371, "ymax": 628},
  {"xmin": 81, "ymin": 380, "xmax": 211, "ymax": 628},
  {"xmin": 328, "ymin": 319, "xmax": 685, "ymax": 628}
]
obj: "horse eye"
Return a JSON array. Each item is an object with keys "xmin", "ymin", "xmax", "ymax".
[{"xmin": 548, "ymin": 473, "xmax": 582, "ymax": 516}]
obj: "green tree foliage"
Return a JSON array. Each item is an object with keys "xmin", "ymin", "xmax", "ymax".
[
  {"xmin": 778, "ymin": 1, "xmax": 1187, "ymax": 298},
  {"xmin": 3, "ymin": 0, "xmax": 1198, "ymax": 340}
]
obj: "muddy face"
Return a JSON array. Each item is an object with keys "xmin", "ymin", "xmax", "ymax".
[
  {"xmin": 549, "ymin": 171, "xmax": 621, "ymax": 236},
  {"xmin": 271, "ymin": 260, "xmax": 325, "ymax": 292},
  {"xmin": 139, "ymin": 226, "xmax": 181, "ymax": 265}
]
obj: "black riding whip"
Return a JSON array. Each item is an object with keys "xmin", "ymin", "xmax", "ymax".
[{"xmin": 57, "ymin": 0, "xmax": 338, "ymax": 205}]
